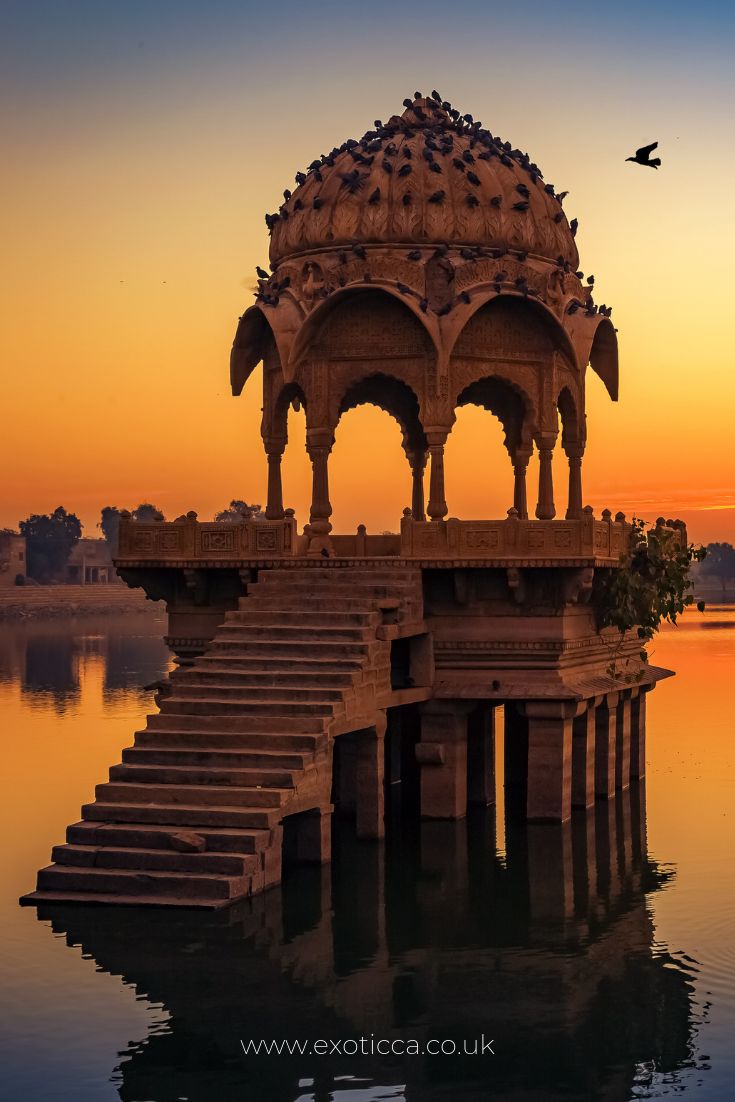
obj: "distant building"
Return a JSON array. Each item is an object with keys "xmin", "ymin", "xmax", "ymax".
[
  {"xmin": 65, "ymin": 538, "xmax": 119, "ymax": 584},
  {"xmin": 0, "ymin": 532, "xmax": 26, "ymax": 588}
]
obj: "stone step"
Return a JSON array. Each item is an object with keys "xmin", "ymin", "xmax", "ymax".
[
  {"xmin": 216, "ymin": 624, "xmax": 371, "ymax": 642},
  {"xmin": 146, "ymin": 712, "xmax": 328, "ymax": 734},
  {"xmin": 161, "ymin": 697, "xmax": 336, "ymax": 718},
  {"xmin": 20, "ymin": 889, "xmax": 230, "ymax": 910},
  {"xmin": 109, "ymin": 762, "xmax": 296, "ymax": 789},
  {"xmin": 121, "ymin": 745, "xmax": 313, "ymax": 771},
  {"xmin": 257, "ymin": 569, "xmax": 420, "ymax": 582},
  {"xmin": 169, "ymin": 683, "xmax": 346, "ymax": 704},
  {"xmin": 51, "ymin": 843, "xmax": 258, "ymax": 877},
  {"xmin": 209, "ymin": 639, "xmax": 373, "ymax": 658},
  {"xmin": 67, "ymin": 819, "xmax": 272, "ymax": 854},
  {"xmin": 135, "ymin": 727, "xmax": 327, "ymax": 751},
  {"xmin": 195, "ymin": 654, "xmax": 364, "ymax": 674},
  {"xmin": 36, "ymin": 863, "xmax": 242, "ymax": 901},
  {"xmin": 237, "ymin": 597, "xmax": 382, "ymax": 613},
  {"xmin": 251, "ymin": 581, "xmax": 420, "ymax": 598},
  {"xmin": 224, "ymin": 610, "xmax": 377, "ymax": 626},
  {"xmin": 81, "ymin": 800, "xmax": 280, "ymax": 830},
  {"xmin": 95, "ymin": 781, "xmax": 290, "ymax": 809},
  {"xmin": 175, "ymin": 668, "xmax": 358, "ymax": 689}
]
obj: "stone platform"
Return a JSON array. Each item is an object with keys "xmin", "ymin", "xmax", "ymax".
[{"xmin": 22, "ymin": 547, "xmax": 669, "ymax": 910}]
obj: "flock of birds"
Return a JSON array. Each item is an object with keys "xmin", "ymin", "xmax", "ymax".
[{"xmin": 252, "ymin": 90, "xmax": 660, "ymax": 321}]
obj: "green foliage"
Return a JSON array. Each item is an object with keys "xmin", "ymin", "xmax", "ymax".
[
  {"xmin": 131, "ymin": 503, "xmax": 165, "ymax": 523},
  {"xmin": 214, "ymin": 500, "xmax": 263, "ymax": 522},
  {"xmin": 18, "ymin": 506, "xmax": 82, "ymax": 581},
  {"xmin": 593, "ymin": 518, "xmax": 706, "ymax": 682},
  {"xmin": 699, "ymin": 542, "xmax": 735, "ymax": 593},
  {"xmin": 99, "ymin": 506, "xmax": 122, "ymax": 552}
]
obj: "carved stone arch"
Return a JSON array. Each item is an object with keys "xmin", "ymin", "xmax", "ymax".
[
  {"xmin": 288, "ymin": 285, "xmax": 439, "ymax": 370},
  {"xmin": 589, "ymin": 318, "xmax": 619, "ymax": 401},
  {"xmin": 231, "ymin": 301, "xmax": 303, "ymax": 396},
  {"xmin": 448, "ymin": 292, "xmax": 578, "ymax": 370},
  {"xmin": 266, "ymin": 381, "xmax": 308, "ymax": 443},
  {"xmin": 334, "ymin": 372, "xmax": 427, "ymax": 456},
  {"xmin": 231, "ymin": 306, "xmax": 275, "ymax": 397},
  {"xmin": 556, "ymin": 384, "xmax": 584, "ymax": 451},
  {"xmin": 455, "ymin": 374, "xmax": 535, "ymax": 457}
]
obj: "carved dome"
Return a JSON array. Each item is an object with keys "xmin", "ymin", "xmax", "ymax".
[{"xmin": 268, "ymin": 96, "xmax": 579, "ymax": 269}]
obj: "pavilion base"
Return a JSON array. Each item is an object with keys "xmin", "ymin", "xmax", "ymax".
[{"xmin": 22, "ymin": 559, "xmax": 669, "ymax": 909}]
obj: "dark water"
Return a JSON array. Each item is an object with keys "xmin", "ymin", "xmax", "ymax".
[{"xmin": 1, "ymin": 610, "xmax": 733, "ymax": 1101}]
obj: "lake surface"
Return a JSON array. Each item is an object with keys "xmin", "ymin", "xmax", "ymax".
[{"xmin": 1, "ymin": 608, "xmax": 733, "ymax": 1102}]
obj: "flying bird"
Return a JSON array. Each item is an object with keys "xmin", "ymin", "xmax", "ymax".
[{"xmin": 626, "ymin": 141, "xmax": 661, "ymax": 169}]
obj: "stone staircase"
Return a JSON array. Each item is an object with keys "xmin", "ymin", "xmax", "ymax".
[{"xmin": 22, "ymin": 566, "xmax": 423, "ymax": 909}]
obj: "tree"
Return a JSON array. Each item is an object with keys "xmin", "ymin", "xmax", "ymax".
[
  {"xmin": 99, "ymin": 506, "xmax": 122, "ymax": 553},
  {"xmin": 593, "ymin": 519, "xmax": 706, "ymax": 682},
  {"xmin": 131, "ymin": 503, "xmax": 165, "ymax": 523},
  {"xmin": 214, "ymin": 500, "xmax": 263, "ymax": 522},
  {"xmin": 19, "ymin": 506, "xmax": 82, "ymax": 582},
  {"xmin": 700, "ymin": 542, "xmax": 735, "ymax": 595}
]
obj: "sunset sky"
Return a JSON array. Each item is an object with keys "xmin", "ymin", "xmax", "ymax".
[{"xmin": 2, "ymin": 1, "xmax": 734, "ymax": 543}]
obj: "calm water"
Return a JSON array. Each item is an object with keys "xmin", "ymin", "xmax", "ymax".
[{"xmin": 1, "ymin": 609, "xmax": 733, "ymax": 1101}]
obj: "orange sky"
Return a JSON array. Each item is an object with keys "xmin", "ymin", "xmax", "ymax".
[{"xmin": 2, "ymin": 3, "xmax": 734, "ymax": 544}]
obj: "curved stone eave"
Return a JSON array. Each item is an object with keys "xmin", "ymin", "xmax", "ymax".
[
  {"xmin": 230, "ymin": 300, "xmax": 302, "ymax": 396},
  {"xmin": 286, "ymin": 283, "xmax": 441, "ymax": 372},
  {"xmin": 565, "ymin": 314, "xmax": 619, "ymax": 401},
  {"xmin": 444, "ymin": 287, "xmax": 580, "ymax": 371}
]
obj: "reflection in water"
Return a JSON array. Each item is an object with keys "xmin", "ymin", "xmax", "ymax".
[
  {"xmin": 38, "ymin": 788, "xmax": 701, "ymax": 1102},
  {"xmin": 0, "ymin": 617, "xmax": 170, "ymax": 709},
  {"xmin": 6, "ymin": 609, "xmax": 732, "ymax": 1100}
]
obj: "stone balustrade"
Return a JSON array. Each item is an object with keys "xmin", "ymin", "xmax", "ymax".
[
  {"xmin": 399, "ymin": 509, "xmax": 632, "ymax": 564},
  {"xmin": 116, "ymin": 510, "xmax": 298, "ymax": 563},
  {"xmin": 115, "ymin": 509, "xmax": 686, "ymax": 568}
]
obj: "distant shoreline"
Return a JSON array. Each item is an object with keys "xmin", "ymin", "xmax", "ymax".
[{"xmin": 0, "ymin": 584, "xmax": 157, "ymax": 621}]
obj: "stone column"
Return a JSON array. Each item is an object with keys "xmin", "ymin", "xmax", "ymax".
[
  {"xmin": 615, "ymin": 692, "xmax": 632, "ymax": 789},
  {"xmin": 467, "ymin": 704, "xmax": 496, "ymax": 807},
  {"xmin": 565, "ymin": 445, "xmax": 584, "ymax": 520},
  {"xmin": 408, "ymin": 449, "xmax": 427, "ymax": 521},
  {"xmin": 572, "ymin": 807, "xmax": 598, "ymax": 919},
  {"xmin": 355, "ymin": 715, "xmax": 387, "ymax": 840},
  {"xmin": 306, "ymin": 433, "xmax": 334, "ymax": 536},
  {"xmin": 527, "ymin": 822, "xmax": 575, "ymax": 924},
  {"xmin": 595, "ymin": 693, "xmax": 618, "ymax": 799},
  {"xmin": 512, "ymin": 448, "xmax": 531, "ymax": 520},
  {"xmin": 416, "ymin": 702, "xmax": 468, "ymax": 819},
  {"xmin": 264, "ymin": 437, "xmax": 286, "ymax": 520},
  {"xmin": 522, "ymin": 701, "xmax": 574, "ymax": 822},
  {"xmin": 572, "ymin": 700, "xmax": 597, "ymax": 809},
  {"xmin": 426, "ymin": 432, "xmax": 448, "ymax": 521},
  {"xmin": 503, "ymin": 703, "xmax": 528, "ymax": 818},
  {"xmin": 535, "ymin": 435, "xmax": 557, "ymax": 520},
  {"xmin": 630, "ymin": 688, "xmax": 648, "ymax": 779},
  {"xmin": 286, "ymin": 807, "xmax": 332, "ymax": 865}
]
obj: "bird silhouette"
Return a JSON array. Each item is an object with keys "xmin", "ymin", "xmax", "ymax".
[
  {"xmin": 626, "ymin": 141, "xmax": 661, "ymax": 169},
  {"xmin": 256, "ymin": 266, "xmax": 269, "ymax": 279}
]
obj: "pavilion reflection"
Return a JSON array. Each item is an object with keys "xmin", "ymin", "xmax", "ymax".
[{"xmin": 37, "ymin": 784, "xmax": 699, "ymax": 1102}]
